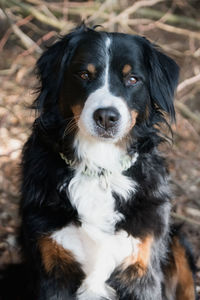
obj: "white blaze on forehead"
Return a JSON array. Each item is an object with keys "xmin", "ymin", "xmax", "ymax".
[
  {"xmin": 77, "ymin": 35, "xmax": 132, "ymax": 141},
  {"xmin": 104, "ymin": 37, "xmax": 111, "ymax": 89}
]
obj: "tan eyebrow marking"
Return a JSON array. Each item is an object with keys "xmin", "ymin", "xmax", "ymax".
[
  {"xmin": 122, "ymin": 64, "xmax": 132, "ymax": 75},
  {"xmin": 87, "ymin": 63, "xmax": 96, "ymax": 74},
  {"xmin": 71, "ymin": 104, "xmax": 82, "ymax": 121}
]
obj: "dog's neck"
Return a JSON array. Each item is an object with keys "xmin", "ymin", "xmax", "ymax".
[
  {"xmin": 73, "ymin": 131, "xmax": 137, "ymax": 172},
  {"xmin": 60, "ymin": 131, "xmax": 138, "ymax": 179}
]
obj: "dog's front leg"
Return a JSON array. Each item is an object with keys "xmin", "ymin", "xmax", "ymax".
[
  {"xmin": 76, "ymin": 245, "xmax": 117, "ymax": 300},
  {"xmin": 109, "ymin": 235, "xmax": 162, "ymax": 300},
  {"xmin": 39, "ymin": 235, "xmax": 84, "ymax": 300}
]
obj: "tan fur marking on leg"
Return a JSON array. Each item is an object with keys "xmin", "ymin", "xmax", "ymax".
[
  {"xmin": 163, "ymin": 253, "xmax": 178, "ymax": 299},
  {"xmin": 137, "ymin": 235, "xmax": 153, "ymax": 273},
  {"xmin": 120, "ymin": 235, "xmax": 153, "ymax": 284},
  {"xmin": 39, "ymin": 236, "xmax": 76, "ymax": 274},
  {"xmin": 172, "ymin": 237, "xmax": 195, "ymax": 300}
]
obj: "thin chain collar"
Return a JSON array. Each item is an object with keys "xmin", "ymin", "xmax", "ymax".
[
  {"xmin": 59, "ymin": 152, "xmax": 137, "ymax": 178},
  {"xmin": 59, "ymin": 152, "xmax": 138, "ymax": 190}
]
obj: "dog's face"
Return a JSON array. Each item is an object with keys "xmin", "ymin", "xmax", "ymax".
[
  {"xmin": 36, "ymin": 26, "xmax": 179, "ymax": 144},
  {"xmin": 62, "ymin": 33, "xmax": 150, "ymax": 142}
]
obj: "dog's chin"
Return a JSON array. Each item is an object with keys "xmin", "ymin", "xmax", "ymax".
[
  {"xmin": 78, "ymin": 120, "xmax": 130, "ymax": 143},
  {"xmin": 84, "ymin": 129, "xmax": 127, "ymax": 144},
  {"xmin": 95, "ymin": 127, "xmax": 117, "ymax": 139}
]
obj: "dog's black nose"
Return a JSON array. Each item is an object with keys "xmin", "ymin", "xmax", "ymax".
[{"xmin": 93, "ymin": 107, "xmax": 120, "ymax": 130}]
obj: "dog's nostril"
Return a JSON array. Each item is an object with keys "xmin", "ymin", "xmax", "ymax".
[
  {"xmin": 99, "ymin": 115, "xmax": 103, "ymax": 122},
  {"xmin": 109, "ymin": 116, "xmax": 116, "ymax": 122},
  {"xmin": 93, "ymin": 107, "xmax": 120, "ymax": 130}
]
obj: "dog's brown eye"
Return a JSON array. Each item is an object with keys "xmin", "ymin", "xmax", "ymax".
[
  {"xmin": 125, "ymin": 74, "xmax": 138, "ymax": 86},
  {"xmin": 79, "ymin": 71, "xmax": 90, "ymax": 80}
]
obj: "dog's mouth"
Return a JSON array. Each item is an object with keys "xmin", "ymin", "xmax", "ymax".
[{"xmin": 94, "ymin": 127, "xmax": 118, "ymax": 139}]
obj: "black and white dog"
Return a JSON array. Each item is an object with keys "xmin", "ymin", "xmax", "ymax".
[{"xmin": 2, "ymin": 25, "xmax": 196, "ymax": 300}]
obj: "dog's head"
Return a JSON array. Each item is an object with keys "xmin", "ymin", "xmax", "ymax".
[{"xmin": 35, "ymin": 25, "xmax": 179, "ymax": 148}]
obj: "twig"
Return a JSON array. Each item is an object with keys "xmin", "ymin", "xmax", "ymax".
[
  {"xmin": 0, "ymin": 27, "xmax": 12, "ymax": 51},
  {"xmin": 161, "ymin": 44, "xmax": 200, "ymax": 58},
  {"xmin": 171, "ymin": 212, "xmax": 200, "ymax": 226},
  {"xmin": 0, "ymin": 15, "xmax": 33, "ymax": 51},
  {"xmin": 185, "ymin": 207, "xmax": 200, "ymax": 218},
  {"xmin": 86, "ymin": 0, "xmax": 115, "ymax": 23},
  {"xmin": 3, "ymin": 0, "xmax": 74, "ymax": 31},
  {"xmin": 174, "ymin": 74, "xmax": 200, "ymax": 125},
  {"xmin": 11, "ymin": 23, "xmax": 42, "ymax": 53},
  {"xmin": 0, "ymin": 64, "xmax": 19, "ymax": 75},
  {"xmin": 175, "ymin": 102, "xmax": 200, "ymax": 125},
  {"xmin": 136, "ymin": 7, "xmax": 200, "ymax": 30},
  {"xmin": 47, "ymin": 1, "xmax": 95, "ymax": 8},
  {"xmin": 40, "ymin": 5, "xmax": 59, "ymax": 22},
  {"xmin": 44, "ymin": 3, "xmax": 101, "ymax": 16},
  {"xmin": 177, "ymin": 73, "xmax": 200, "ymax": 93},
  {"xmin": 154, "ymin": 22, "xmax": 200, "ymax": 40},
  {"xmin": 17, "ymin": 30, "xmax": 56, "ymax": 58},
  {"xmin": 102, "ymin": 0, "xmax": 164, "ymax": 28},
  {"xmin": 1, "ymin": 9, "xmax": 42, "ymax": 53}
]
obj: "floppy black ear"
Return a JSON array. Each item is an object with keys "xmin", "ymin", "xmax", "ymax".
[
  {"xmin": 34, "ymin": 25, "xmax": 87, "ymax": 112},
  {"xmin": 147, "ymin": 44, "xmax": 179, "ymax": 121}
]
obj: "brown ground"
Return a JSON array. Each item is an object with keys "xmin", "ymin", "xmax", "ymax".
[{"xmin": 0, "ymin": 0, "xmax": 199, "ymax": 298}]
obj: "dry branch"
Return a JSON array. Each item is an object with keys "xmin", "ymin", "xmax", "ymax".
[
  {"xmin": 102, "ymin": 0, "xmax": 164, "ymax": 28},
  {"xmin": 1, "ymin": 0, "xmax": 74, "ymax": 31},
  {"xmin": 17, "ymin": 30, "xmax": 56, "ymax": 58},
  {"xmin": 12, "ymin": 23, "xmax": 42, "ymax": 53},
  {"xmin": 175, "ymin": 102, "xmax": 200, "ymax": 125},
  {"xmin": 0, "ymin": 15, "xmax": 33, "ymax": 51},
  {"xmin": 136, "ymin": 7, "xmax": 200, "ymax": 30},
  {"xmin": 177, "ymin": 73, "xmax": 200, "ymax": 93},
  {"xmin": 185, "ymin": 207, "xmax": 200, "ymax": 218},
  {"xmin": 86, "ymin": 0, "xmax": 114, "ymax": 23},
  {"xmin": 154, "ymin": 22, "xmax": 200, "ymax": 40},
  {"xmin": 171, "ymin": 212, "xmax": 200, "ymax": 226}
]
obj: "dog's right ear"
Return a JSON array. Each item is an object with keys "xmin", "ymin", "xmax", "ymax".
[{"xmin": 34, "ymin": 24, "xmax": 87, "ymax": 112}]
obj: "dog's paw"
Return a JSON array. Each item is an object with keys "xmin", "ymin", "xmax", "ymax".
[{"xmin": 76, "ymin": 283, "xmax": 117, "ymax": 300}]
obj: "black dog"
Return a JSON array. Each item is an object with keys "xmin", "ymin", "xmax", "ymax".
[{"xmin": 1, "ymin": 25, "xmax": 196, "ymax": 300}]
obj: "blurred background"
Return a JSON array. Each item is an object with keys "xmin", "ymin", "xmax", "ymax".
[{"xmin": 0, "ymin": 0, "xmax": 199, "ymax": 296}]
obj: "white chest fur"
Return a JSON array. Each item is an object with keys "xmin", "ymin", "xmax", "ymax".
[
  {"xmin": 55, "ymin": 134, "xmax": 139, "ymax": 299},
  {"xmin": 52, "ymin": 224, "xmax": 140, "ymax": 299},
  {"xmin": 68, "ymin": 133, "xmax": 137, "ymax": 232}
]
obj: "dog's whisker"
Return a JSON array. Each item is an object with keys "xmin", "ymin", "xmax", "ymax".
[
  {"xmin": 63, "ymin": 122, "xmax": 77, "ymax": 137},
  {"xmin": 63, "ymin": 114, "xmax": 81, "ymax": 137}
]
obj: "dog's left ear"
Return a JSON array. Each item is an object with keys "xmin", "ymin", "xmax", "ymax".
[
  {"xmin": 146, "ymin": 43, "xmax": 179, "ymax": 121},
  {"xmin": 34, "ymin": 24, "xmax": 88, "ymax": 112}
]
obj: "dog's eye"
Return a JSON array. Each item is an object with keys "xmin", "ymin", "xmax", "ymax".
[
  {"xmin": 79, "ymin": 71, "xmax": 90, "ymax": 80},
  {"xmin": 125, "ymin": 74, "xmax": 138, "ymax": 86}
]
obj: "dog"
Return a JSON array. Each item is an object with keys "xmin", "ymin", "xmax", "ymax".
[{"xmin": 1, "ymin": 24, "xmax": 196, "ymax": 300}]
